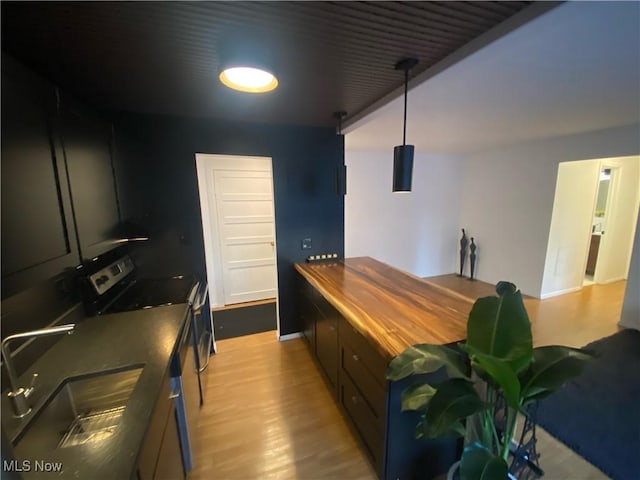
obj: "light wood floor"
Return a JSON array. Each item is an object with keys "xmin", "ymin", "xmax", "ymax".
[
  {"xmin": 425, "ymin": 274, "xmax": 625, "ymax": 347},
  {"xmin": 191, "ymin": 280, "xmax": 627, "ymax": 480},
  {"xmin": 191, "ymin": 331, "xmax": 376, "ymax": 480}
]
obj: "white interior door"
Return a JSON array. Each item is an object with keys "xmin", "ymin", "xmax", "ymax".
[
  {"xmin": 594, "ymin": 158, "xmax": 640, "ymax": 284},
  {"xmin": 213, "ymin": 169, "xmax": 277, "ymax": 305}
]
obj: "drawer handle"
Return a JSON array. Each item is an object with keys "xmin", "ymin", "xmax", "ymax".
[
  {"xmin": 351, "ymin": 395, "xmax": 358, "ymax": 405},
  {"xmin": 169, "ymin": 391, "xmax": 180, "ymax": 400},
  {"xmin": 329, "ymin": 324, "xmax": 335, "ymax": 331},
  {"xmin": 352, "ymin": 354, "xmax": 360, "ymax": 362}
]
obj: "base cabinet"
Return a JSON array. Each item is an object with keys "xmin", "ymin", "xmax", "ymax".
[
  {"xmin": 297, "ymin": 276, "xmax": 316, "ymax": 349},
  {"xmin": 137, "ymin": 371, "xmax": 185, "ymax": 480},
  {"xmin": 315, "ymin": 302, "xmax": 339, "ymax": 392},
  {"xmin": 339, "ymin": 371, "xmax": 385, "ymax": 473},
  {"xmin": 296, "ymin": 273, "xmax": 459, "ymax": 480},
  {"xmin": 154, "ymin": 405, "xmax": 185, "ymax": 480}
]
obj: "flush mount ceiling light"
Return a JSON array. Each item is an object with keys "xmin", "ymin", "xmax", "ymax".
[
  {"xmin": 392, "ymin": 58, "xmax": 418, "ymax": 192},
  {"xmin": 219, "ymin": 66, "xmax": 278, "ymax": 93}
]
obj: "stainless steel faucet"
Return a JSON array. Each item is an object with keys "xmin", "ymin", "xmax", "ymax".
[{"xmin": 1, "ymin": 323, "xmax": 75, "ymax": 418}]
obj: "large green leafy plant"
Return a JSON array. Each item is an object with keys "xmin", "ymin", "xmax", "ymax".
[{"xmin": 386, "ymin": 281, "xmax": 592, "ymax": 480}]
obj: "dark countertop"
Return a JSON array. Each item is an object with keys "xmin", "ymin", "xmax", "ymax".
[{"xmin": 2, "ymin": 303, "xmax": 190, "ymax": 479}]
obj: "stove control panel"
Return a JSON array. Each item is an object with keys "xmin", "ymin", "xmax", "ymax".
[{"xmin": 89, "ymin": 255, "xmax": 135, "ymax": 296}]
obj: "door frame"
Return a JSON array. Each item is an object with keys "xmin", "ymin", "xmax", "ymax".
[
  {"xmin": 195, "ymin": 153, "xmax": 280, "ymax": 337},
  {"xmin": 579, "ymin": 157, "xmax": 639, "ymax": 285},
  {"xmin": 592, "ymin": 161, "xmax": 620, "ymax": 284}
]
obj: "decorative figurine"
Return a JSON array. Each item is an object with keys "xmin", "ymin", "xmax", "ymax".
[
  {"xmin": 469, "ymin": 237, "xmax": 477, "ymax": 281},
  {"xmin": 458, "ymin": 228, "xmax": 468, "ymax": 277}
]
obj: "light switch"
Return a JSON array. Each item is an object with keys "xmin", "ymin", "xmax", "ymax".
[{"xmin": 302, "ymin": 238, "xmax": 312, "ymax": 250}]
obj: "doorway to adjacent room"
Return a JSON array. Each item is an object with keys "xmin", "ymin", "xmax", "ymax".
[
  {"xmin": 541, "ymin": 155, "xmax": 639, "ymax": 298},
  {"xmin": 584, "ymin": 166, "xmax": 613, "ymax": 286},
  {"xmin": 195, "ymin": 154, "xmax": 279, "ymax": 339}
]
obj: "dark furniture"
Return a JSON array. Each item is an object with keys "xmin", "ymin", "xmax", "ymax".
[
  {"xmin": 585, "ymin": 234, "xmax": 601, "ymax": 276},
  {"xmin": 2, "ymin": 305, "xmax": 191, "ymax": 479},
  {"xmin": 1, "ymin": 55, "xmax": 80, "ymax": 299},
  {"xmin": 59, "ymin": 95, "xmax": 121, "ymax": 260},
  {"xmin": 1, "ymin": 54, "xmax": 122, "ymax": 300},
  {"xmin": 295, "ymin": 257, "xmax": 471, "ymax": 480},
  {"xmin": 138, "ymin": 368, "xmax": 184, "ymax": 480}
]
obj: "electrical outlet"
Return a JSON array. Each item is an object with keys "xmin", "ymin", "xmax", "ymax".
[
  {"xmin": 302, "ymin": 238, "xmax": 312, "ymax": 250},
  {"xmin": 306, "ymin": 253, "xmax": 340, "ymax": 263}
]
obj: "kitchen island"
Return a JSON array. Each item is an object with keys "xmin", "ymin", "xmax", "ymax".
[
  {"xmin": 2, "ymin": 304, "xmax": 190, "ymax": 480},
  {"xmin": 295, "ymin": 257, "xmax": 472, "ymax": 480}
]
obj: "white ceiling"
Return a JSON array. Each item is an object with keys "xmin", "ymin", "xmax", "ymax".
[{"xmin": 345, "ymin": 1, "xmax": 640, "ymax": 155}]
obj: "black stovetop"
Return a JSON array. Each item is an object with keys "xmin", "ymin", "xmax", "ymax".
[{"xmin": 105, "ymin": 276, "xmax": 197, "ymax": 313}]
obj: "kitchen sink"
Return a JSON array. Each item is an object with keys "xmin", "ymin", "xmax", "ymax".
[{"xmin": 13, "ymin": 365, "xmax": 144, "ymax": 453}]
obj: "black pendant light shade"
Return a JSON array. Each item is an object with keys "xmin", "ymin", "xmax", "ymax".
[
  {"xmin": 392, "ymin": 58, "xmax": 418, "ymax": 192},
  {"xmin": 336, "ymin": 163, "xmax": 347, "ymax": 196},
  {"xmin": 334, "ymin": 111, "xmax": 347, "ymax": 196},
  {"xmin": 393, "ymin": 145, "xmax": 414, "ymax": 192}
]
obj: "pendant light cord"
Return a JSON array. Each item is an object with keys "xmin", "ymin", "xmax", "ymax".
[{"xmin": 402, "ymin": 67, "xmax": 408, "ymax": 146}]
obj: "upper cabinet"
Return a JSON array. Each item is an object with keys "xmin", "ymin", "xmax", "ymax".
[
  {"xmin": 1, "ymin": 57, "xmax": 80, "ymax": 299},
  {"xmin": 1, "ymin": 55, "xmax": 122, "ymax": 298},
  {"xmin": 60, "ymin": 97, "xmax": 121, "ymax": 260}
]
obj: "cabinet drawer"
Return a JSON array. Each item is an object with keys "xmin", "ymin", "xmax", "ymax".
[
  {"xmin": 339, "ymin": 317, "xmax": 388, "ymax": 388},
  {"xmin": 340, "ymin": 372, "xmax": 384, "ymax": 474},
  {"xmin": 341, "ymin": 343, "xmax": 386, "ymax": 427},
  {"xmin": 316, "ymin": 317, "xmax": 338, "ymax": 390}
]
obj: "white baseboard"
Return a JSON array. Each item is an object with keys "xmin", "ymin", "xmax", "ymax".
[
  {"xmin": 599, "ymin": 276, "xmax": 626, "ymax": 284},
  {"xmin": 540, "ymin": 286, "xmax": 582, "ymax": 299},
  {"xmin": 279, "ymin": 332, "xmax": 303, "ymax": 341}
]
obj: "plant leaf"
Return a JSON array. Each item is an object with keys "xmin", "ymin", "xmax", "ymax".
[
  {"xmin": 416, "ymin": 415, "xmax": 466, "ymax": 439},
  {"xmin": 401, "ymin": 383, "xmax": 437, "ymax": 412},
  {"xmin": 520, "ymin": 345, "xmax": 594, "ymax": 405},
  {"xmin": 386, "ymin": 344, "xmax": 468, "ymax": 381},
  {"xmin": 424, "ymin": 378, "xmax": 485, "ymax": 438},
  {"xmin": 466, "ymin": 283, "xmax": 533, "ymax": 373},
  {"xmin": 465, "ymin": 347, "xmax": 521, "ymax": 409},
  {"xmin": 460, "ymin": 443, "xmax": 509, "ymax": 480}
]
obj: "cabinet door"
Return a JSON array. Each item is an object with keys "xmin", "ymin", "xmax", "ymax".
[
  {"xmin": 60, "ymin": 98, "xmax": 120, "ymax": 260},
  {"xmin": 315, "ymin": 300, "xmax": 339, "ymax": 393},
  {"xmin": 1, "ymin": 57, "xmax": 80, "ymax": 299},
  {"xmin": 297, "ymin": 277, "xmax": 316, "ymax": 349},
  {"xmin": 138, "ymin": 372, "xmax": 173, "ymax": 480},
  {"xmin": 154, "ymin": 406, "xmax": 185, "ymax": 480}
]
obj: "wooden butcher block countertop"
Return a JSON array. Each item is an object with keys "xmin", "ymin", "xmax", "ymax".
[{"xmin": 294, "ymin": 257, "xmax": 471, "ymax": 360}]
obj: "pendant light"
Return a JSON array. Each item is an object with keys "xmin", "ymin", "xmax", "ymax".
[
  {"xmin": 393, "ymin": 58, "xmax": 418, "ymax": 192},
  {"xmin": 333, "ymin": 111, "xmax": 347, "ymax": 196}
]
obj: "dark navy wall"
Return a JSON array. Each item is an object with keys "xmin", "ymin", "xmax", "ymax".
[{"xmin": 114, "ymin": 113, "xmax": 344, "ymax": 335}]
